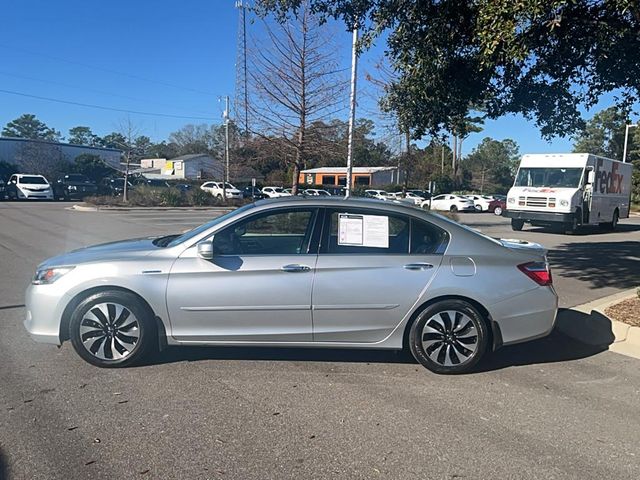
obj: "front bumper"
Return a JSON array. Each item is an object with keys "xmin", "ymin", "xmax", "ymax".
[
  {"xmin": 24, "ymin": 283, "xmax": 67, "ymax": 345},
  {"xmin": 504, "ymin": 209, "xmax": 574, "ymax": 223},
  {"xmin": 19, "ymin": 190, "xmax": 54, "ymax": 200}
]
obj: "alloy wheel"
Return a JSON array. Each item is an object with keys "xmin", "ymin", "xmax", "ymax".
[
  {"xmin": 494, "ymin": 206, "xmax": 503, "ymax": 216},
  {"xmin": 79, "ymin": 302, "xmax": 140, "ymax": 361},
  {"xmin": 420, "ymin": 310, "xmax": 478, "ymax": 367}
]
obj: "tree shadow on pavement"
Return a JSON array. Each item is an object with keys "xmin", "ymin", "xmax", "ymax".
[
  {"xmin": 529, "ymin": 222, "xmax": 640, "ymax": 236},
  {"xmin": 547, "ymin": 240, "xmax": 640, "ymax": 290}
]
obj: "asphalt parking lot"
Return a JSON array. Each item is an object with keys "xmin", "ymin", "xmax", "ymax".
[{"xmin": 1, "ymin": 202, "xmax": 639, "ymax": 479}]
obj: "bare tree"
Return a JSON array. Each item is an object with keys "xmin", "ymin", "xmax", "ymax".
[
  {"xmin": 249, "ymin": 2, "xmax": 347, "ymax": 193},
  {"xmin": 14, "ymin": 141, "xmax": 67, "ymax": 180},
  {"xmin": 114, "ymin": 118, "xmax": 142, "ymax": 203}
]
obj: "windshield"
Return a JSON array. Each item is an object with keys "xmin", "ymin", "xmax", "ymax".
[
  {"xmin": 19, "ymin": 176, "xmax": 48, "ymax": 184},
  {"xmin": 515, "ymin": 167, "xmax": 583, "ymax": 188},
  {"xmin": 273, "ymin": 187, "xmax": 283, "ymax": 192},
  {"xmin": 166, "ymin": 204, "xmax": 255, "ymax": 247},
  {"xmin": 224, "ymin": 183, "xmax": 235, "ymax": 189}
]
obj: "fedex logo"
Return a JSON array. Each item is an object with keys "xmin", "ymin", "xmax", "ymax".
[{"xmin": 594, "ymin": 159, "xmax": 624, "ymax": 194}]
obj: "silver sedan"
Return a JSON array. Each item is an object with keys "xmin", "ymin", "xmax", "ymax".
[{"xmin": 24, "ymin": 197, "xmax": 557, "ymax": 374}]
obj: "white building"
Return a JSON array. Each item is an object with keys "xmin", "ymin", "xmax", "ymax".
[{"xmin": 137, "ymin": 154, "xmax": 223, "ymax": 180}]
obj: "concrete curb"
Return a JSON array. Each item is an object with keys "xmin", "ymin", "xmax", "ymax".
[
  {"xmin": 69, "ymin": 204, "xmax": 235, "ymax": 213},
  {"xmin": 556, "ymin": 288, "xmax": 640, "ymax": 360}
]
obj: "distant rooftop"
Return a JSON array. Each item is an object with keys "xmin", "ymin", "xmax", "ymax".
[
  {"xmin": 300, "ymin": 166, "xmax": 397, "ymax": 174},
  {"xmin": 171, "ymin": 153, "xmax": 215, "ymax": 161},
  {"xmin": 0, "ymin": 136, "xmax": 122, "ymax": 152}
]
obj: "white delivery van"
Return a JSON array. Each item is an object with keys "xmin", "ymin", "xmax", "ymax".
[{"xmin": 505, "ymin": 153, "xmax": 632, "ymax": 234}]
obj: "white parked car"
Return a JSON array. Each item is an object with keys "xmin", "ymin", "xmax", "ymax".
[
  {"xmin": 262, "ymin": 186, "xmax": 292, "ymax": 198},
  {"xmin": 364, "ymin": 189, "xmax": 390, "ymax": 200},
  {"xmin": 304, "ymin": 188, "xmax": 332, "ymax": 196},
  {"xmin": 465, "ymin": 195, "xmax": 494, "ymax": 212},
  {"xmin": 423, "ymin": 194, "xmax": 476, "ymax": 212},
  {"xmin": 200, "ymin": 181, "xmax": 243, "ymax": 199},
  {"xmin": 389, "ymin": 191, "xmax": 423, "ymax": 205},
  {"xmin": 6, "ymin": 174, "xmax": 54, "ymax": 200}
]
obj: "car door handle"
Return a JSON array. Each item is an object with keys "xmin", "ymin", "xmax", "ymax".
[
  {"xmin": 404, "ymin": 263, "xmax": 434, "ymax": 270},
  {"xmin": 281, "ymin": 264, "xmax": 311, "ymax": 273}
]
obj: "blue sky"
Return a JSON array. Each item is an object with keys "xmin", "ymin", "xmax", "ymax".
[{"xmin": 0, "ymin": 0, "xmax": 607, "ymax": 156}]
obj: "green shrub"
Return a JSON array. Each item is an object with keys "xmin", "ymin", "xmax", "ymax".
[
  {"xmin": 159, "ymin": 188, "xmax": 184, "ymax": 207},
  {"xmin": 188, "ymin": 188, "xmax": 216, "ymax": 206}
]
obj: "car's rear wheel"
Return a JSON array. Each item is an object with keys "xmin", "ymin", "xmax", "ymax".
[
  {"xmin": 607, "ymin": 209, "xmax": 619, "ymax": 231},
  {"xmin": 494, "ymin": 206, "xmax": 503, "ymax": 216},
  {"xmin": 449, "ymin": 205, "xmax": 458, "ymax": 212},
  {"xmin": 69, "ymin": 290, "xmax": 156, "ymax": 368},
  {"xmin": 409, "ymin": 300, "xmax": 488, "ymax": 374}
]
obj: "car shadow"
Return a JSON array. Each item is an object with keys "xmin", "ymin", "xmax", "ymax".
[
  {"xmin": 0, "ymin": 447, "xmax": 9, "ymax": 480},
  {"xmin": 547, "ymin": 240, "xmax": 640, "ymax": 290},
  {"xmin": 146, "ymin": 328, "xmax": 608, "ymax": 374}
]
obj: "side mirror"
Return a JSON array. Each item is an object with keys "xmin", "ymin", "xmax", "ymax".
[
  {"xmin": 197, "ymin": 241, "xmax": 214, "ymax": 260},
  {"xmin": 587, "ymin": 170, "xmax": 595, "ymax": 184}
]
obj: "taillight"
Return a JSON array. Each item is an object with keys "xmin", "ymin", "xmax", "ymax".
[{"xmin": 518, "ymin": 261, "xmax": 552, "ymax": 286}]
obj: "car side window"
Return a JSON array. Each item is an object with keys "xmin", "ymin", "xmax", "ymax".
[
  {"xmin": 212, "ymin": 209, "xmax": 316, "ymax": 255},
  {"xmin": 410, "ymin": 219, "xmax": 449, "ymax": 255},
  {"xmin": 322, "ymin": 209, "xmax": 410, "ymax": 254}
]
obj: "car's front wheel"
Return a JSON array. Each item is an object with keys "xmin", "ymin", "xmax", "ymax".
[
  {"xmin": 409, "ymin": 300, "xmax": 488, "ymax": 374},
  {"xmin": 493, "ymin": 206, "xmax": 503, "ymax": 216},
  {"xmin": 69, "ymin": 290, "xmax": 156, "ymax": 368}
]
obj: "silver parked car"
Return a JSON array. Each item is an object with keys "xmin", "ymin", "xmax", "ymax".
[{"xmin": 24, "ymin": 197, "xmax": 557, "ymax": 374}]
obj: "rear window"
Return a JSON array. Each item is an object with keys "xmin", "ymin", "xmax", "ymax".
[
  {"xmin": 19, "ymin": 176, "xmax": 47, "ymax": 184},
  {"xmin": 65, "ymin": 174, "xmax": 89, "ymax": 182}
]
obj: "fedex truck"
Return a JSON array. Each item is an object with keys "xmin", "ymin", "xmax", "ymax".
[{"xmin": 505, "ymin": 153, "xmax": 632, "ymax": 234}]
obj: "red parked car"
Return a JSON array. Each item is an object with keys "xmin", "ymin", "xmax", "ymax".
[{"xmin": 488, "ymin": 197, "xmax": 506, "ymax": 216}]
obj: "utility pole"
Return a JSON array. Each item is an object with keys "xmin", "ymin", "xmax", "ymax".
[
  {"xmin": 235, "ymin": 0, "xmax": 249, "ymax": 138},
  {"xmin": 123, "ymin": 148, "xmax": 130, "ymax": 202},
  {"xmin": 623, "ymin": 123, "xmax": 638, "ymax": 163},
  {"xmin": 345, "ymin": 24, "xmax": 359, "ymax": 198},
  {"xmin": 223, "ymin": 95, "xmax": 230, "ymax": 201}
]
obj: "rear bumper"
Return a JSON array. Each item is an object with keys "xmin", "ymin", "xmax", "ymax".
[
  {"xmin": 504, "ymin": 209, "xmax": 574, "ymax": 223},
  {"xmin": 489, "ymin": 286, "xmax": 558, "ymax": 346}
]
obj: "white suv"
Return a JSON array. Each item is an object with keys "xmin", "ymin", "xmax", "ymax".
[
  {"xmin": 7, "ymin": 174, "xmax": 54, "ymax": 200},
  {"xmin": 200, "ymin": 181, "xmax": 242, "ymax": 199}
]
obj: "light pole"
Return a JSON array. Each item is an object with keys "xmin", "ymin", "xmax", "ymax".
[
  {"xmin": 623, "ymin": 123, "xmax": 638, "ymax": 163},
  {"xmin": 345, "ymin": 23, "xmax": 359, "ymax": 198}
]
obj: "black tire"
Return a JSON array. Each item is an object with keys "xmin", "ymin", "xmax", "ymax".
[
  {"xmin": 409, "ymin": 299, "xmax": 489, "ymax": 374},
  {"xmin": 450, "ymin": 205, "xmax": 458, "ymax": 212},
  {"xmin": 69, "ymin": 290, "xmax": 157, "ymax": 368},
  {"xmin": 494, "ymin": 206, "xmax": 503, "ymax": 216},
  {"xmin": 608, "ymin": 209, "xmax": 619, "ymax": 231},
  {"xmin": 511, "ymin": 219, "xmax": 524, "ymax": 231},
  {"xmin": 564, "ymin": 210, "xmax": 580, "ymax": 235}
]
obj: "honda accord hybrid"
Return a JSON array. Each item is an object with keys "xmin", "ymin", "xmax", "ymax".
[{"xmin": 24, "ymin": 197, "xmax": 557, "ymax": 374}]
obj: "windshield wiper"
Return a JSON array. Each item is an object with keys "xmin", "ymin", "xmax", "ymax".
[{"xmin": 152, "ymin": 234, "xmax": 180, "ymax": 247}]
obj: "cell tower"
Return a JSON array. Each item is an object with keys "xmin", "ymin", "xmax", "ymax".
[{"xmin": 234, "ymin": 0, "xmax": 249, "ymax": 139}]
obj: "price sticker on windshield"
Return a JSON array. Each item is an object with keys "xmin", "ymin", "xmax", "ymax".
[{"xmin": 338, "ymin": 214, "xmax": 388, "ymax": 248}]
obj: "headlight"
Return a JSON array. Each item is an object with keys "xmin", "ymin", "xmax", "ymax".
[
  {"xmin": 32, "ymin": 267, "xmax": 75, "ymax": 285},
  {"xmin": 508, "ymin": 197, "xmax": 515, "ymax": 204},
  {"xmin": 68, "ymin": 185, "xmax": 77, "ymax": 190},
  {"xmin": 560, "ymin": 199, "xmax": 569, "ymax": 207}
]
